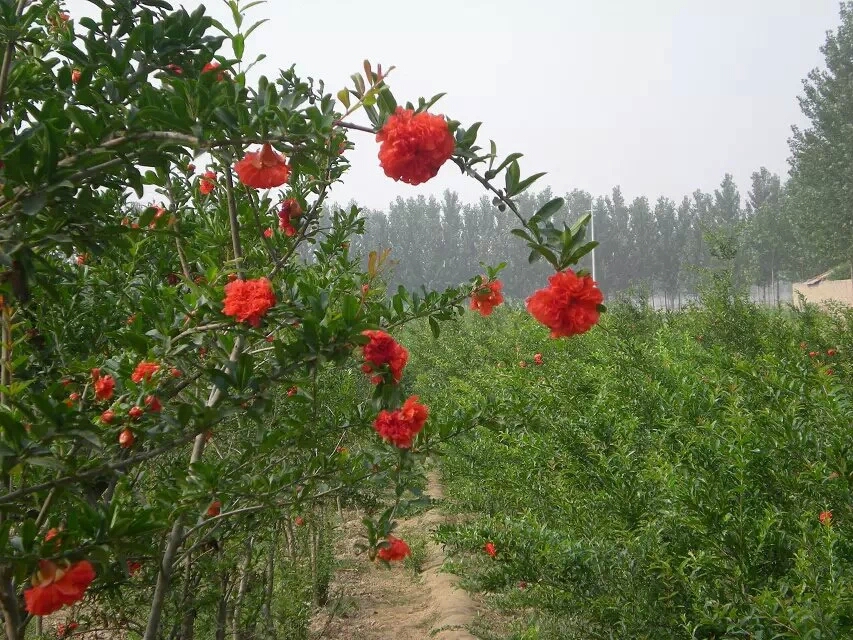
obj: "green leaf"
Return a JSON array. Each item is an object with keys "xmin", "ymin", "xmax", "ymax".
[
  {"xmin": 531, "ymin": 198, "xmax": 565, "ymax": 225},
  {"xmin": 428, "ymin": 316, "xmax": 440, "ymax": 338}
]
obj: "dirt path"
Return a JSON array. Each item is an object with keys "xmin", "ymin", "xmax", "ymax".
[{"xmin": 312, "ymin": 470, "xmax": 479, "ymax": 639}]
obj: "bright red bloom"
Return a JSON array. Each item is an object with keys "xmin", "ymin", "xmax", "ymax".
[
  {"xmin": 131, "ymin": 361, "xmax": 160, "ymax": 383},
  {"xmin": 23, "ymin": 559, "xmax": 95, "ymax": 616},
  {"xmin": 57, "ymin": 621, "xmax": 79, "ymax": 638},
  {"xmin": 526, "ymin": 269, "xmax": 604, "ymax": 338},
  {"xmin": 295, "ymin": 516, "xmax": 305, "ymax": 527},
  {"xmin": 202, "ymin": 61, "xmax": 227, "ymax": 80},
  {"xmin": 93, "ymin": 374, "xmax": 115, "ymax": 401},
  {"xmin": 119, "ymin": 427, "xmax": 135, "ymax": 447},
  {"xmin": 828, "ymin": 349, "xmax": 838, "ymax": 356},
  {"xmin": 372, "ymin": 396, "xmax": 428, "ymax": 448},
  {"xmin": 361, "ymin": 330, "xmax": 409, "ymax": 384},
  {"xmin": 75, "ymin": 254, "xmax": 87, "ymax": 265},
  {"xmin": 278, "ymin": 198, "xmax": 302, "ymax": 236},
  {"xmin": 207, "ymin": 500, "xmax": 221, "ymax": 517},
  {"xmin": 234, "ymin": 143, "xmax": 290, "ymax": 189},
  {"xmin": 127, "ymin": 406, "xmax": 143, "ymax": 421},
  {"xmin": 470, "ymin": 279, "xmax": 504, "ymax": 316},
  {"xmin": 483, "ymin": 541, "xmax": 497, "ymax": 558},
  {"xmin": 68, "ymin": 392, "xmax": 80, "ymax": 402},
  {"xmin": 199, "ymin": 171, "xmax": 216, "ymax": 195},
  {"xmin": 263, "ymin": 227, "xmax": 273, "ymax": 238},
  {"xmin": 71, "ymin": 69, "xmax": 81, "ymax": 84},
  {"xmin": 377, "ymin": 535, "xmax": 411, "ymax": 562},
  {"xmin": 533, "ymin": 353, "xmax": 543, "ymax": 366},
  {"xmin": 144, "ymin": 395, "xmax": 162, "ymax": 412},
  {"xmin": 223, "ymin": 277, "xmax": 277, "ymax": 327},
  {"xmin": 376, "ymin": 107, "xmax": 455, "ymax": 185},
  {"xmin": 165, "ymin": 63, "xmax": 183, "ymax": 75},
  {"xmin": 100, "ymin": 410, "xmax": 116, "ymax": 424},
  {"xmin": 287, "ymin": 386, "xmax": 298, "ymax": 397},
  {"xmin": 820, "ymin": 510, "xmax": 833, "ymax": 526},
  {"xmin": 809, "ymin": 351, "xmax": 818, "ymax": 358},
  {"xmin": 127, "ymin": 560, "xmax": 142, "ymax": 576},
  {"xmin": 170, "ymin": 368, "xmax": 182, "ymax": 378}
]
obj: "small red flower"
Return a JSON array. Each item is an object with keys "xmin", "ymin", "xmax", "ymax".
[
  {"xmin": 165, "ymin": 63, "xmax": 183, "ymax": 75},
  {"xmin": 187, "ymin": 163, "xmax": 196, "ymax": 172},
  {"xmin": 263, "ymin": 227, "xmax": 273, "ymax": 238},
  {"xmin": 820, "ymin": 510, "xmax": 833, "ymax": 526},
  {"xmin": 223, "ymin": 277, "xmax": 277, "ymax": 327},
  {"xmin": 68, "ymin": 392, "xmax": 80, "ymax": 402},
  {"xmin": 126, "ymin": 314, "xmax": 136, "ymax": 325},
  {"xmin": 828, "ymin": 349, "xmax": 838, "ymax": 356},
  {"xmin": 483, "ymin": 541, "xmax": 497, "ymax": 558},
  {"xmin": 23, "ymin": 559, "xmax": 95, "ymax": 615},
  {"xmin": 470, "ymin": 279, "xmax": 504, "ymax": 316},
  {"xmin": 234, "ymin": 143, "xmax": 290, "ymax": 189},
  {"xmin": 127, "ymin": 560, "xmax": 142, "ymax": 576},
  {"xmin": 75, "ymin": 254, "xmax": 88, "ymax": 265},
  {"xmin": 100, "ymin": 409, "xmax": 116, "ymax": 424},
  {"xmin": 377, "ymin": 535, "xmax": 411, "ymax": 562},
  {"xmin": 71, "ymin": 69, "xmax": 81, "ymax": 84},
  {"xmin": 376, "ymin": 107, "xmax": 455, "ymax": 185},
  {"xmin": 57, "ymin": 621, "xmax": 79, "ymax": 638},
  {"xmin": 199, "ymin": 171, "xmax": 216, "ymax": 195},
  {"xmin": 533, "ymin": 353, "xmax": 543, "ymax": 366},
  {"xmin": 278, "ymin": 198, "xmax": 302, "ymax": 235},
  {"xmin": 809, "ymin": 351, "xmax": 818, "ymax": 358},
  {"xmin": 170, "ymin": 368, "xmax": 182, "ymax": 378},
  {"xmin": 526, "ymin": 269, "xmax": 604, "ymax": 338},
  {"xmin": 361, "ymin": 330, "xmax": 409, "ymax": 384},
  {"xmin": 518, "ymin": 580, "xmax": 528, "ymax": 590},
  {"xmin": 207, "ymin": 500, "xmax": 221, "ymax": 517},
  {"xmin": 202, "ymin": 61, "xmax": 227, "ymax": 80},
  {"xmin": 44, "ymin": 528, "xmax": 61, "ymax": 544},
  {"xmin": 144, "ymin": 395, "xmax": 162, "ymax": 412},
  {"xmin": 127, "ymin": 406, "xmax": 143, "ymax": 421},
  {"xmin": 119, "ymin": 428, "xmax": 135, "ymax": 447},
  {"xmin": 294, "ymin": 516, "xmax": 305, "ymax": 527},
  {"xmin": 287, "ymin": 386, "xmax": 298, "ymax": 397},
  {"xmin": 93, "ymin": 374, "xmax": 115, "ymax": 401},
  {"xmin": 131, "ymin": 361, "xmax": 160, "ymax": 383},
  {"xmin": 372, "ymin": 396, "xmax": 428, "ymax": 448}
]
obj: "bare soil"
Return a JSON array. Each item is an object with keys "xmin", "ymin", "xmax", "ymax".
[{"xmin": 311, "ymin": 470, "xmax": 480, "ymax": 639}]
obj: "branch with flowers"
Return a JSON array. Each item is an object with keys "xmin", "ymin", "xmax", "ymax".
[{"xmin": 0, "ymin": 0, "xmax": 606, "ymax": 637}]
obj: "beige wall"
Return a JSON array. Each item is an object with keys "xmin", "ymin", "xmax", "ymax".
[{"xmin": 793, "ymin": 278, "xmax": 853, "ymax": 308}]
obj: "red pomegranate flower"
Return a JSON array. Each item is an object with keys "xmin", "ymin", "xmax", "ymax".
[
  {"xmin": 278, "ymin": 198, "xmax": 302, "ymax": 236},
  {"xmin": 23, "ymin": 559, "xmax": 96, "ymax": 615},
  {"xmin": 131, "ymin": 361, "xmax": 160, "ymax": 383},
  {"xmin": 71, "ymin": 69, "xmax": 81, "ymax": 84},
  {"xmin": 127, "ymin": 560, "xmax": 142, "ymax": 576},
  {"xmin": 287, "ymin": 386, "xmax": 298, "ymax": 397},
  {"xmin": 100, "ymin": 410, "xmax": 116, "ymax": 424},
  {"xmin": 144, "ymin": 395, "xmax": 162, "ymax": 413},
  {"xmin": 93, "ymin": 373, "xmax": 115, "ymax": 401},
  {"xmin": 202, "ymin": 61, "xmax": 227, "ymax": 80},
  {"xmin": 222, "ymin": 277, "xmax": 277, "ymax": 327},
  {"xmin": 199, "ymin": 171, "xmax": 216, "ymax": 195},
  {"xmin": 207, "ymin": 500, "xmax": 221, "ymax": 517},
  {"xmin": 483, "ymin": 541, "xmax": 497, "ymax": 558},
  {"xmin": 376, "ymin": 107, "xmax": 455, "ymax": 185},
  {"xmin": 361, "ymin": 330, "xmax": 409, "ymax": 384},
  {"xmin": 234, "ymin": 143, "xmax": 290, "ymax": 189},
  {"xmin": 263, "ymin": 227, "xmax": 273, "ymax": 238},
  {"xmin": 526, "ymin": 269, "xmax": 604, "ymax": 338},
  {"xmin": 377, "ymin": 535, "xmax": 411, "ymax": 562},
  {"xmin": 470, "ymin": 279, "xmax": 504, "ymax": 316},
  {"xmin": 119, "ymin": 428, "xmax": 135, "ymax": 447},
  {"xmin": 820, "ymin": 510, "xmax": 833, "ymax": 526},
  {"xmin": 533, "ymin": 353, "xmax": 543, "ymax": 366},
  {"xmin": 828, "ymin": 348, "xmax": 838, "ymax": 356},
  {"xmin": 372, "ymin": 396, "xmax": 428, "ymax": 448},
  {"xmin": 57, "ymin": 621, "xmax": 79, "ymax": 638}
]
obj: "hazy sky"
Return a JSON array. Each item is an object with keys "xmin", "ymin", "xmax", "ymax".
[{"xmin": 67, "ymin": 0, "xmax": 842, "ymax": 210}]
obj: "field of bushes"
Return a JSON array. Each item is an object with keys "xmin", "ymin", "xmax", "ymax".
[{"xmin": 401, "ymin": 288, "xmax": 853, "ymax": 639}]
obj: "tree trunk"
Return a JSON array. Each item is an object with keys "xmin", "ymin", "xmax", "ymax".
[
  {"xmin": 179, "ymin": 555, "xmax": 197, "ymax": 640},
  {"xmin": 0, "ymin": 572, "xmax": 22, "ymax": 640},
  {"xmin": 261, "ymin": 524, "xmax": 279, "ymax": 636},
  {"xmin": 231, "ymin": 535, "xmax": 254, "ymax": 640},
  {"xmin": 215, "ymin": 570, "xmax": 229, "ymax": 640}
]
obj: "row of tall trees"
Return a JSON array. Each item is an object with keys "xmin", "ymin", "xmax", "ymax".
[{"xmin": 341, "ymin": 170, "xmax": 799, "ymax": 305}]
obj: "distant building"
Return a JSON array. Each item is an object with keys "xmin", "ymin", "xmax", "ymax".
[{"xmin": 792, "ymin": 270, "xmax": 853, "ymax": 307}]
